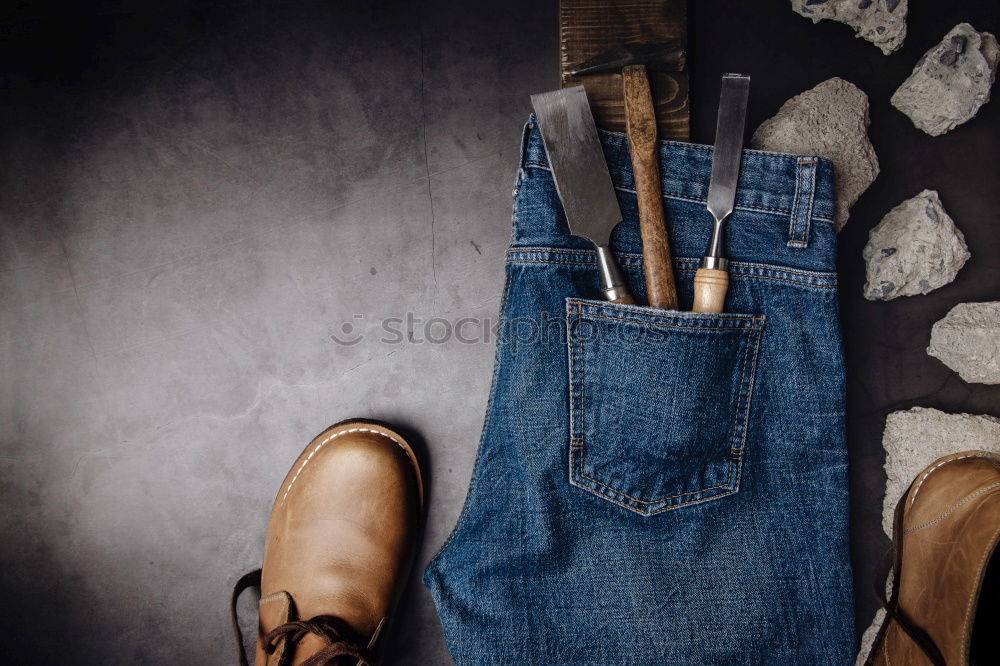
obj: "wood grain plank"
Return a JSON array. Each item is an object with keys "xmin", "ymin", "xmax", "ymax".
[{"xmin": 560, "ymin": 0, "xmax": 689, "ymax": 139}]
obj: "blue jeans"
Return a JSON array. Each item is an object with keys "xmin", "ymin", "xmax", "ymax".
[{"xmin": 424, "ymin": 116, "xmax": 855, "ymax": 664}]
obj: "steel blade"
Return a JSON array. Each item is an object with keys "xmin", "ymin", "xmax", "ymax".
[
  {"xmin": 707, "ymin": 74, "xmax": 750, "ymax": 224},
  {"xmin": 530, "ymin": 86, "xmax": 621, "ymax": 246}
]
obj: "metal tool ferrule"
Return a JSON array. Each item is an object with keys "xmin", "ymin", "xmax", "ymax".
[
  {"xmin": 701, "ymin": 213, "xmax": 727, "ymax": 264},
  {"xmin": 595, "ymin": 244, "xmax": 632, "ymax": 302},
  {"xmin": 699, "ymin": 255, "xmax": 729, "ymax": 271}
]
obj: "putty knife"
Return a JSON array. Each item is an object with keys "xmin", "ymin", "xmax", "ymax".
[{"xmin": 531, "ymin": 86, "xmax": 634, "ymax": 304}]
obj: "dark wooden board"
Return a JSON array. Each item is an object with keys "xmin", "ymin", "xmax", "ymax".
[{"xmin": 560, "ymin": 0, "xmax": 689, "ymax": 139}]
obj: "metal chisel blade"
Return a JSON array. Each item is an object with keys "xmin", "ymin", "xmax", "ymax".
[
  {"xmin": 530, "ymin": 86, "xmax": 622, "ymax": 246},
  {"xmin": 707, "ymin": 74, "xmax": 750, "ymax": 224}
]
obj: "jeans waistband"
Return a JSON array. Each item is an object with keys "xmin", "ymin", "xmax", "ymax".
[{"xmin": 520, "ymin": 112, "xmax": 836, "ymax": 225}]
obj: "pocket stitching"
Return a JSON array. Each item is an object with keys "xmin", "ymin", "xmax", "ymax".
[
  {"xmin": 575, "ymin": 324, "xmax": 745, "ymax": 504},
  {"xmin": 568, "ymin": 301, "xmax": 764, "ymax": 515},
  {"xmin": 732, "ymin": 325, "xmax": 764, "ymax": 454},
  {"xmin": 572, "ymin": 439, "xmax": 738, "ymax": 504},
  {"xmin": 570, "ymin": 444, "xmax": 742, "ymax": 516},
  {"xmin": 577, "ymin": 312, "xmax": 762, "ymax": 331},
  {"xmin": 568, "ymin": 298, "xmax": 765, "ymax": 328}
]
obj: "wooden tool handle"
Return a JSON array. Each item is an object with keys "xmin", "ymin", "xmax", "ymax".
[
  {"xmin": 610, "ymin": 294, "xmax": 635, "ymax": 305},
  {"xmin": 622, "ymin": 65, "xmax": 678, "ymax": 310},
  {"xmin": 692, "ymin": 268, "xmax": 728, "ymax": 313}
]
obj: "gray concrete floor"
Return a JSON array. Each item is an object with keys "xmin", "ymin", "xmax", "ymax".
[
  {"xmin": 3, "ymin": 1, "xmax": 999, "ymax": 665},
  {"xmin": 1, "ymin": 2, "xmax": 550, "ymax": 663}
]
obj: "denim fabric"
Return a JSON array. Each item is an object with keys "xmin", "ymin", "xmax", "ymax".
[{"xmin": 423, "ymin": 115, "xmax": 855, "ymax": 664}]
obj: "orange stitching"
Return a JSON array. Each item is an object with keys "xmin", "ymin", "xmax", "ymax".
[
  {"xmin": 506, "ymin": 258, "xmax": 617, "ymax": 266},
  {"xmin": 729, "ymin": 324, "xmax": 753, "ymax": 453},
  {"xmin": 790, "ymin": 163, "xmax": 804, "ymax": 243},
  {"xmin": 577, "ymin": 303, "xmax": 585, "ymax": 464},
  {"xmin": 532, "ymin": 129, "xmax": 828, "ymax": 162},
  {"xmin": 520, "ymin": 160, "xmax": 835, "ymax": 223},
  {"xmin": 734, "ymin": 274, "xmax": 835, "ymax": 289},
  {"xmin": 788, "ymin": 160, "xmax": 815, "ymax": 246},
  {"xmin": 572, "ymin": 309, "xmax": 761, "ymax": 326},
  {"xmin": 571, "ymin": 450, "xmax": 740, "ymax": 515},
  {"xmin": 801, "ymin": 160, "xmax": 817, "ymax": 234},
  {"xmin": 577, "ymin": 467, "xmax": 734, "ymax": 505},
  {"xmin": 568, "ymin": 321, "xmax": 578, "ymax": 485},
  {"xmin": 508, "ymin": 246, "xmax": 643, "ymax": 258},
  {"xmin": 507, "ymin": 259, "xmax": 838, "ymax": 289},
  {"xmin": 734, "ymin": 326, "xmax": 764, "ymax": 453},
  {"xmin": 730, "ymin": 451, "xmax": 745, "ymax": 499},
  {"xmin": 570, "ymin": 305, "xmax": 577, "ymax": 443},
  {"xmin": 646, "ymin": 486, "xmax": 739, "ymax": 515},
  {"xmin": 722, "ymin": 318, "xmax": 757, "ymax": 500},
  {"xmin": 566, "ymin": 298, "xmax": 763, "ymax": 324},
  {"xmin": 509, "ymin": 249, "xmax": 838, "ymax": 280},
  {"xmin": 576, "ymin": 302, "xmax": 587, "ymax": 465},
  {"xmin": 574, "ymin": 312, "xmax": 763, "ymax": 331}
]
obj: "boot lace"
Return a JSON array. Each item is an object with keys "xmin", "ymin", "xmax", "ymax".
[
  {"xmin": 232, "ymin": 569, "xmax": 374, "ymax": 666},
  {"xmin": 262, "ymin": 614, "xmax": 373, "ymax": 666}
]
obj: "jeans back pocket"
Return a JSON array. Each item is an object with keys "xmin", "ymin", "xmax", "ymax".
[{"xmin": 566, "ymin": 298, "xmax": 765, "ymax": 516}]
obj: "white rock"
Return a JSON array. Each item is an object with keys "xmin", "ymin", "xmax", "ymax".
[
  {"xmin": 927, "ymin": 302, "xmax": 1000, "ymax": 384},
  {"xmin": 892, "ymin": 23, "xmax": 1000, "ymax": 136},
  {"xmin": 751, "ymin": 77, "xmax": 879, "ymax": 231},
  {"xmin": 857, "ymin": 609, "xmax": 888, "ymax": 665},
  {"xmin": 791, "ymin": 0, "xmax": 907, "ymax": 55},
  {"xmin": 861, "ymin": 190, "xmax": 969, "ymax": 300}
]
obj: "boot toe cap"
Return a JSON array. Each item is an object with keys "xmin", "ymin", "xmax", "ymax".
[{"xmin": 904, "ymin": 451, "xmax": 1000, "ymax": 529}]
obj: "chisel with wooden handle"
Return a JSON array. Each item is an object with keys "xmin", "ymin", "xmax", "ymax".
[
  {"xmin": 693, "ymin": 73, "xmax": 750, "ymax": 314},
  {"xmin": 531, "ymin": 86, "xmax": 634, "ymax": 304}
]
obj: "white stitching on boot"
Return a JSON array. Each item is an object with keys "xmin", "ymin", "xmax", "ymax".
[{"xmin": 282, "ymin": 426, "xmax": 407, "ymax": 501}]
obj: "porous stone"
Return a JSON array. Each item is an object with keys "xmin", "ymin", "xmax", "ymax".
[
  {"xmin": 861, "ymin": 190, "xmax": 969, "ymax": 301},
  {"xmin": 791, "ymin": 0, "xmax": 907, "ymax": 55},
  {"xmin": 751, "ymin": 77, "xmax": 879, "ymax": 231},
  {"xmin": 891, "ymin": 23, "xmax": 999, "ymax": 136},
  {"xmin": 927, "ymin": 302, "xmax": 1000, "ymax": 384},
  {"xmin": 856, "ymin": 405, "xmax": 1000, "ymax": 663}
]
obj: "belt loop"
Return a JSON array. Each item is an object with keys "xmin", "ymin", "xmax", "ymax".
[{"xmin": 788, "ymin": 157, "xmax": 817, "ymax": 248}]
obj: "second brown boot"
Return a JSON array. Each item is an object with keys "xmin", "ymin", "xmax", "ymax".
[{"xmin": 866, "ymin": 450, "xmax": 1000, "ymax": 666}]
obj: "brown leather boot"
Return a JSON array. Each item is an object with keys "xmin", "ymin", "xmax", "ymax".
[
  {"xmin": 866, "ymin": 450, "xmax": 1000, "ymax": 666},
  {"xmin": 232, "ymin": 420, "xmax": 423, "ymax": 666}
]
